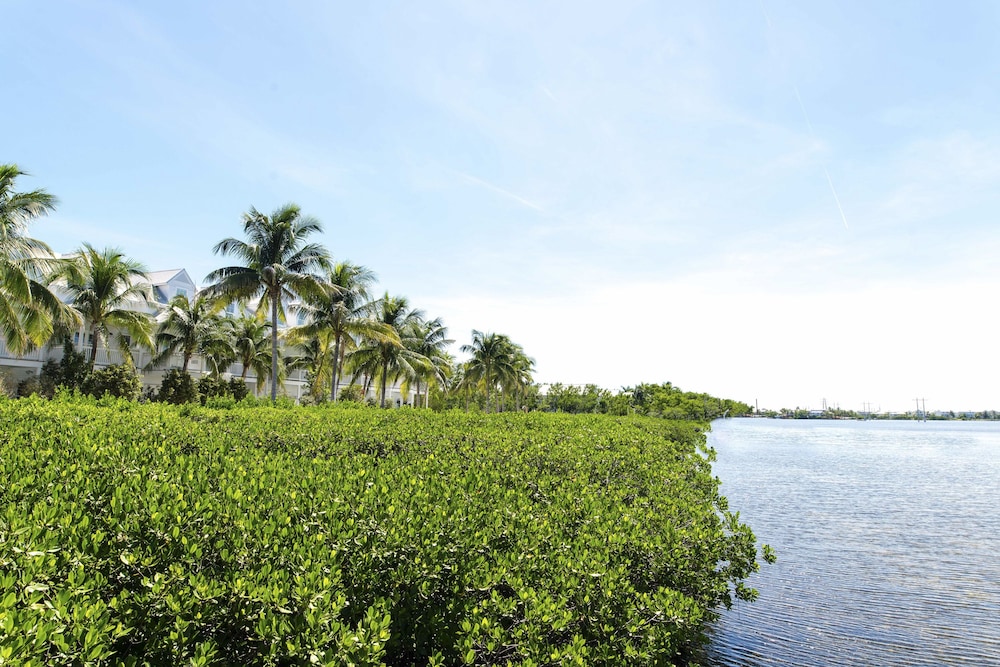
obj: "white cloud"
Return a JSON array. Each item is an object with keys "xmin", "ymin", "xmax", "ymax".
[
  {"xmin": 427, "ymin": 277, "xmax": 1000, "ymax": 413},
  {"xmin": 875, "ymin": 132, "xmax": 1000, "ymax": 226}
]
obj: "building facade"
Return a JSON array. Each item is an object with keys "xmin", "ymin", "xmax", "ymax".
[{"xmin": 0, "ymin": 268, "xmax": 415, "ymax": 405}]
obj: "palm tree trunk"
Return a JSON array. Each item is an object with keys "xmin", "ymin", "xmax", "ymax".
[
  {"xmin": 486, "ymin": 365, "xmax": 493, "ymax": 413},
  {"xmin": 330, "ymin": 334, "xmax": 341, "ymax": 401},
  {"xmin": 270, "ymin": 294, "xmax": 279, "ymax": 402},
  {"xmin": 89, "ymin": 326, "xmax": 100, "ymax": 367},
  {"xmin": 380, "ymin": 366, "xmax": 388, "ymax": 408}
]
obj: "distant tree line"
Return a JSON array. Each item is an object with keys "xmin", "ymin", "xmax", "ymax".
[{"xmin": 433, "ymin": 381, "xmax": 751, "ymax": 420}]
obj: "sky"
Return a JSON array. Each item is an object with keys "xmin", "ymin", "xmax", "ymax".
[{"xmin": 7, "ymin": 0, "xmax": 1000, "ymax": 413}]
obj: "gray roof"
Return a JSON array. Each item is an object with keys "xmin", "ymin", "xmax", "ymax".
[{"xmin": 146, "ymin": 269, "xmax": 191, "ymax": 287}]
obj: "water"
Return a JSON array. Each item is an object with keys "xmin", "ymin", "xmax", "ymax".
[{"xmin": 704, "ymin": 418, "xmax": 1000, "ymax": 667}]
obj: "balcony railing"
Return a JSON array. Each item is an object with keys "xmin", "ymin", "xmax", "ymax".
[
  {"xmin": 0, "ymin": 338, "xmax": 46, "ymax": 362},
  {"xmin": 3, "ymin": 336, "xmax": 352, "ymax": 399},
  {"xmin": 44, "ymin": 343, "xmax": 155, "ymax": 370}
]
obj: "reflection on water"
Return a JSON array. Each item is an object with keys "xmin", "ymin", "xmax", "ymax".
[{"xmin": 705, "ymin": 419, "xmax": 1000, "ymax": 667}]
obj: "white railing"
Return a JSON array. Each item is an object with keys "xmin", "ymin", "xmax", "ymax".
[
  {"xmin": 52, "ymin": 343, "xmax": 159, "ymax": 370},
  {"xmin": 0, "ymin": 338, "xmax": 46, "ymax": 362},
  {"xmin": 220, "ymin": 363, "xmax": 307, "ymax": 384},
  {"xmin": 76, "ymin": 345, "xmax": 134, "ymax": 369},
  {"xmin": 2, "ymin": 335, "xmax": 342, "ymax": 400}
]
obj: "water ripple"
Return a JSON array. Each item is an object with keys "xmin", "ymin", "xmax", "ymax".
[{"xmin": 705, "ymin": 419, "xmax": 1000, "ymax": 667}]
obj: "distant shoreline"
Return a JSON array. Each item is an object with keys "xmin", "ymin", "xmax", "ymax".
[{"xmin": 746, "ymin": 410, "xmax": 1000, "ymax": 421}]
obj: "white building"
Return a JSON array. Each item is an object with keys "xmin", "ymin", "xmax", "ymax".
[{"xmin": 0, "ymin": 267, "xmax": 416, "ymax": 405}]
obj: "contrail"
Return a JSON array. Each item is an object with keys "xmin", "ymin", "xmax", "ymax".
[
  {"xmin": 457, "ymin": 171, "xmax": 544, "ymax": 212},
  {"xmin": 762, "ymin": 2, "xmax": 850, "ymax": 231},
  {"xmin": 539, "ymin": 84, "xmax": 558, "ymax": 103},
  {"xmin": 792, "ymin": 85, "xmax": 815, "ymax": 136},
  {"xmin": 758, "ymin": 0, "xmax": 772, "ymax": 29},
  {"xmin": 794, "ymin": 86, "xmax": 849, "ymax": 230},
  {"xmin": 823, "ymin": 167, "xmax": 850, "ymax": 230}
]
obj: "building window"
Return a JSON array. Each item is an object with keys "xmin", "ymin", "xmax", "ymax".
[{"xmin": 176, "ymin": 288, "xmax": 188, "ymax": 298}]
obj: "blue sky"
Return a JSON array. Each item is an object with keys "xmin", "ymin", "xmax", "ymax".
[{"xmin": 8, "ymin": 0, "xmax": 1000, "ymax": 412}]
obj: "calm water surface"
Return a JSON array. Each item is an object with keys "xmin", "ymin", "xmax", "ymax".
[{"xmin": 705, "ymin": 418, "xmax": 1000, "ymax": 667}]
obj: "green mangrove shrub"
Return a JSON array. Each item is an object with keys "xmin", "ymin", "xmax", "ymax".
[
  {"xmin": 0, "ymin": 400, "xmax": 771, "ymax": 666},
  {"xmin": 80, "ymin": 363, "xmax": 141, "ymax": 400},
  {"xmin": 156, "ymin": 369, "xmax": 199, "ymax": 404},
  {"xmin": 38, "ymin": 342, "xmax": 90, "ymax": 398}
]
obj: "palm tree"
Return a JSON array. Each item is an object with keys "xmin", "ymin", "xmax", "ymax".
[
  {"xmin": 148, "ymin": 294, "xmax": 225, "ymax": 372},
  {"xmin": 460, "ymin": 330, "xmax": 518, "ymax": 413},
  {"xmin": 406, "ymin": 317, "xmax": 453, "ymax": 408},
  {"xmin": 505, "ymin": 344, "xmax": 535, "ymax": 411},
  {"xmin": 452, "ymin": 361, "xmax": 474, "ymax": 411},
  {"xmin": 198, "ymin": 325, "xmax": 238, "ymax": 377},
  {"xmin": 48, "ymin": 244, "xmax": 153, "ymax": 367},
  {"xmin": 283, "ymin": 332, "xmax": 333, "ymax": 399},
  {"xmin": 329, "ymin": 263, "xmax": 382, "ymax": 401},
  {"xmin": 347, "ymin": 293, "xmax": 420, "ymax": 408},
  {"xmin": 203, "ymin": 204, "xmax": 330, "ymax": 401},
  {"xmin": 0, "ymin": 164, "xmax": 78, "ymax": 354},
  {"xmin": 291, "ymin": 262, "xmax": 391, "ymax": 401},
  {"xmin": 225, "ymin": 315, "xmax": 273, "ymax": 392}
]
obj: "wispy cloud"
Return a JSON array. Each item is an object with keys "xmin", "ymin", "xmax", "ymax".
[
  {"xmin": 67, "ymin": 1, "xmax": 351, "ymax": 197},
  {"xmin": 456, "ymin": 172, "xmax": 545, "ymax": 212},
  {"xmin": 874, "ymin": 132, "xmax": 1000, "ymax": 226},
  {"xmin": 39, "ymin": 216, "xmax": 160, "ymax": 255}
]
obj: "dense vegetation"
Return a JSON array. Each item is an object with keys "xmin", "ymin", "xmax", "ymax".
[
  {"xmin": 0, "ymin": 397, "xmax": 772, "ymax": 666},
  {"xmin": 532, "ymin": 383, "xmax": 753, "ymax": 420}
]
